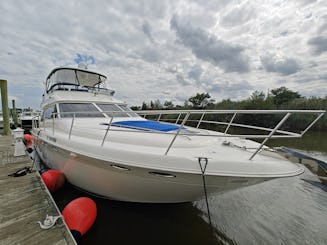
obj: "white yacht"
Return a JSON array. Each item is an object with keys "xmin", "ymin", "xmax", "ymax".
[
  {"xmin": 0, "ymin": 111, "xmax": 13, "ymax": 129},
  {"xmin": 31, "ymin": 66, "xmax": 325, "ymax": 203},
  {"xmin": 19, "ymin": 110, "xmax": 40, "ymax": 129}
]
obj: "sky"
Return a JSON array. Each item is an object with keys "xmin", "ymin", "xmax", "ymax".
[{"xmin": 0, "ymin": 0, "xmax": 326, "ymax": 110}]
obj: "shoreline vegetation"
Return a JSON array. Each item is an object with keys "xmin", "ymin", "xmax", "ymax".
[{"xmin": 131, "ymin": 87, "xmax": 327, "ymax": 132}]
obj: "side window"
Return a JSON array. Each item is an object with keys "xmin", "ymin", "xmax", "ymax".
[
  {"xmin": 118, "ymin": 105, "xmax": 138, "ymax": 117},
  {"xmin": 58, "ymin": 103, "xmax": 104, "ymax": 118},
  {"xmin": 43, "ymin": 105, "xmax": 57, "ymax": 119},
  {"xmin": 96, "ymin": 103, "xmax": 130, "ymax": 117}
]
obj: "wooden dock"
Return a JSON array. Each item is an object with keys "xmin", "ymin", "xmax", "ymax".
[{"xmin": 0, "ymin": 135, "xmax": 75, "ymax": 244}]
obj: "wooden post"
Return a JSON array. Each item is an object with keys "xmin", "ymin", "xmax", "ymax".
[
  {"xmin": 12, "ymin": 100, "xmax": 18, "ymax": 128},
  {"xmin": 0, "ymin": 79, "xmax": 10, "ymax": 135}
]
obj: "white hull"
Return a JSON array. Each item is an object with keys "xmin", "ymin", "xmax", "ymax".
[
  {"xmin": 34, "ymin": 136, "xmax": 274, "ymax": 203},
  {"xmin": 32, "ymin": 119, "xmax": 303, "ymax": 203}
]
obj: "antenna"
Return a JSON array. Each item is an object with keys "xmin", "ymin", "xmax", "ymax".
[{"xmin": 78, "ymin": 63, "xmax": 88, "ymax": 69}]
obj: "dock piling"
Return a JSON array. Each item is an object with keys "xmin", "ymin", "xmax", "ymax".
[
  {"xmin": 12, "ymin": 99, "xmax": 19, "ymax": 128},
  {"xmin": 0, "ymin": 79, "xmax": 10, "ymax": 135}
]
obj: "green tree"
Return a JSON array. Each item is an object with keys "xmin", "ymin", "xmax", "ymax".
[
  {"xmin": 153, "ymin": 99, "xmax": 162, "ymax": 109},
  {"xmin": 130, "ymin": 106, "xmax": 140, "ymax": 111},
  {"xmin": 141, "ymin": 102, "xmax": 147, "ymax": 110},
  {"xmin": 188, "ymin": 93, "xmax": 211, "ymax": 108},
  {"xmin": 164, "ymin": 100, "xmax": 174, "ymax": 109},
  {"xmin": 250, "ymin": 90, "xmax": 265, "ymax": 101},
  {"xmin": 270, "ymin": 87, "xmax": 301, "ymax": 108}
]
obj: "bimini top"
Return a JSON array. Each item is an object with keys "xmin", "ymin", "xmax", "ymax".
[{"xmin": 45, "ymin": 67, "xmax": 113, "ymax": 95}]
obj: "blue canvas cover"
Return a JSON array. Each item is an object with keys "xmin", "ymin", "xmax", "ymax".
[{"xmin": 112, "ymin": 120, "xmax": 180, "ymax": 132}]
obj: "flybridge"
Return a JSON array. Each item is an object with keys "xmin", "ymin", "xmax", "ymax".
[{"xmin": 45, "ymin": 67, "xmax": 114, "ymax": 95}]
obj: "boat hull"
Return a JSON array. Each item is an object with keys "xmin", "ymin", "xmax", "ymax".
[{"xmin": 34, "ymin": 136, "xmax": 271, "ymax": 203}]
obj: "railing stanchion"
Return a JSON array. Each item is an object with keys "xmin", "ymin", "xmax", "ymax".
[
  {"xmin": 52, "ymin": 115, "xmax": 55, "ymax": 135},
  {"xmin": 249, "ymin": 113, "xmax": 292, "ymax": 160},
  {"xmin": 101, "ymin": 116, "xmax": 114, "ymax": 147},
  {"xmin": 301, "ymin": 112, "xmax": 324, "ymax": 136},
  {"xmin": 224, "ymin": 112, "xmax": 237, "ymax": 134},
  {"xmin": 68, "ymin": 113, "xmax": 75, "ymax": 140},
  {"xmin": 165, "ymin": 112, "xmax": 190, "ymax": 155},
  {"xmin": 175, "ymin": 113, "xmax": 181, "ymax": 124},
  {"xmin": 196, "ymin": 113, "xmax": 205, "ymax": 128}
]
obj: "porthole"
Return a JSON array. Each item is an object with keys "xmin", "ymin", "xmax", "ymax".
[
  {"xmin": 149, "ymin": 171, "xmax": 176, "ymax": 178},
  {"xmin": 111, "ymin": 164, "xmax": 130, "ymax": 171}
]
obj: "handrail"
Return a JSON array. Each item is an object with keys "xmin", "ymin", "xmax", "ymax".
[
  {"xmin": 68, "ymin": 113, "xmax": 75, "ymax": 139},
  {"xmin": 249, "ymin": 113, "xmax": 291, "ymax": 160},
  {"xmin": 224, "ymin": 112, "xmax": 237, "ymax": 134},
  {"xmin": 165, "ymin": 112, "xmax": 190, "ymax": 155},
  {"xmin": 33, "ymin": 109, "xmax": 325, "ymax": 160},
  {"xmin": 101, "ymin": 115, "xmax": 114, "ymax": 146},
  {"xmin": 300, "ymin": 112, "xmax": 325, "ymax": 136}
]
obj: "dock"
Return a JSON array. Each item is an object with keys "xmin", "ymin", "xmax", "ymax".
[{"xmin": 0, "ymin": 135, "xmax": 75, "ymax": 244}]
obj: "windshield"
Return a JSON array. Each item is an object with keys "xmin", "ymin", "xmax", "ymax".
[
  {"xmin": 46, "ymin": 68, "xmax": 107, "ymax": 92},
  {"xmin": 96, "ymin": 103, "xmax": 139, "ymax": 117},
  {"xmin": 59, "ymin": 103, "xmax": 105, "ymax": 118}
]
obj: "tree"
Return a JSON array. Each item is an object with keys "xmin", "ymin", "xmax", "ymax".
[
  {"xmin": 153, "ymin": 99, "xmax": 162, "ymax": 109},
  {"xmin": 250, "ymin": 90, "xmax": 265, "ymax": 101},
  {"xmin": 130, "ymin": 106, "xmax": 140, "ymax": 111},
  {"xmin": 270, "ymin": 87, "xmax": 301, "ymax": 108},
  {"xmin": 141, "ymin": 102, "xmax": 148, "ymax": 110},
  {"xmin": 164, "ymin": 100, "xmax": 174, "ymax": 109},
  {"xmin": 188, "ymin": 93, "xmax": 211, "ymax": 108}
]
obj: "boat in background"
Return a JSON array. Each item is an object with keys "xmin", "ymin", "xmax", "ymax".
[
  {"xmin": 31, "ymin": 65, "xmax": 325, "ymax": 203},
  {"xmin": 0, "ymin": 111, "xmax": 14, "ymax": 129},
  {"xmin": 19, "ymin": 110, "xmax": 40, "ymax": 129}
]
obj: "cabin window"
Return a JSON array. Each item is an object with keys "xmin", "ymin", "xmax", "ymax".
[
  {"xmin": 43, "ymin": 106, "xmax": 57, "ymax": 119},
  {"xmin": 118, "ymin": 105, "xmax": 138, "ymax": 117},
  {"xmin": 96, "ymin": 103, "xmax": 130, "ymax": 117},
  {"xmin": 59, "ymin": 103, "xmax": 104, "ymax": 118}
]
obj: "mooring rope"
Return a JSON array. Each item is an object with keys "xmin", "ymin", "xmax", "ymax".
[{"xmin": 198, "ymin": 157, "xmax": 214, "ymax": 242}]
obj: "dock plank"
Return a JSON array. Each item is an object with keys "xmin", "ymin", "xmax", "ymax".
[{"xmin": 0, "ymin": 135, "xmax": 75, "ymax": 245}]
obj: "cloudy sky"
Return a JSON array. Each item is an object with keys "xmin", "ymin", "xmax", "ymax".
[{"xmin": 0, "ymin": 0, "xmax": 326, "ymax": 109}]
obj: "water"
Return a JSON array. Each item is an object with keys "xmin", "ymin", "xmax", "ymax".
[{"xmin": 52, "ymin": 131, "xmax": 327, "ymax": 245}]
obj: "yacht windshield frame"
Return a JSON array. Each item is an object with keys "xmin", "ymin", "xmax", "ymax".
[{"xmin": 46, "ymin": 68, "xmax": 108, "ymax": 93}]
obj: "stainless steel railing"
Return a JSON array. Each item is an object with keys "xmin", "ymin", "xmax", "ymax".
[{"xmin": 32, "ymin": 109, "xmax": 325, "ymax": 160}]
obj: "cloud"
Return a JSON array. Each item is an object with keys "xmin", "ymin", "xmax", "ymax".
[
  {"xmin": 187, "ymin": 65, "xmax": 203, "ymax": 81},
  {"xmin": 142, "ymin": 21, "xmax": 155, "ymax": 43},
  {"xmin": 0, "ymin": 0, "xmax": 326, "ymax": 109},
  {"xmin": 260, "ymin": 55, "xmax": 301, "ymax": 76},
  {"xmin": 170, "ymin": 15, "xmax": 250, "ymax": 73},
  {"xmin": 220, "ymin": 4, "xmax": 257, "ymax": 28},
  {"xmin": 175, "ymin": 73, "xmax": 192, "ymax": 86},
  {"xmin": 307, "ymin": 36, "xmax": 327, "ymax": 55},
  {"xmin": 208, "ymin": 80, "xmax": 254, "ymax": 100},
  {"xmin": 140, "ymin": 47, "xmax": 162, "ymax": 62}
]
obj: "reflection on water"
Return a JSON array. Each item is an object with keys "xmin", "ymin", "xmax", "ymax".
[
  {"xmin": 52, "ymin": 131, "xmax": 327, "ymax": 244},
  {"xmin": 268, "ymin": 131, "xmax": 327, "ymax": 156},
  {"xmin": 195, "ymin": 169, "xmax": 327, "ymax": 244},
  {"xmin": 53, "ymin": 185, "xmax": 216, "ymax": 245}
]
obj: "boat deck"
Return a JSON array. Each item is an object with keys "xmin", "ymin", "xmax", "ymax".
[{"xmin": 0, "ymin": 135, "xmax": 75, "ymax": 244}]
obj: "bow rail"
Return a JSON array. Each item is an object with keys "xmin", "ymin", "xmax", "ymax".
[{"xmin": 33, "ymin": 109, "xmax": 325, "ymax": 160}]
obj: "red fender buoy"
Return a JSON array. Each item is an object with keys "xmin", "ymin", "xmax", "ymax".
[
  {"xmin": 62, "ymin": 197, "xmax": 97, "ymax": 242},
  {"xmin": 40, "ymin": 169, "xmax": 65, "ymax": 192},
  {"xmin": 23, "ymin": 134, "xmax": 33, "ymax": 142},
  {"xmin": 23, "ymin": 134, "xmax": 33, "ymax": 149}
]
